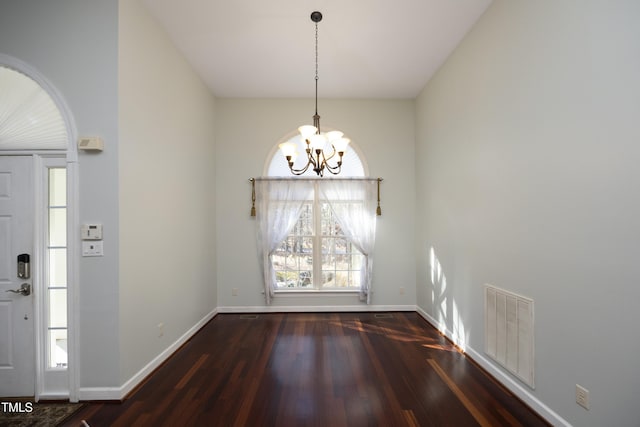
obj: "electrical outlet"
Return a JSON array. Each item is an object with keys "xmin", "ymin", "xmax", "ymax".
[
  {"xmin": 399, "ymin": 286, "xmax": 405, "ymax": 295},
  {"xmin": 232, "ymin": 288, "xmax": 238, "ymax": 296},
  {"xmin": 157, "ymin": 322, "xmax": 164, "ymax": 338},
  {"xmin": 576, "ymin": 384, "xmax": 590, "ymax": 410}
]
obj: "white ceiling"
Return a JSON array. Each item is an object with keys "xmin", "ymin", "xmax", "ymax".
[{"xmin": 142, "ymin": 0, "xmax": 492, "ymax": 99}]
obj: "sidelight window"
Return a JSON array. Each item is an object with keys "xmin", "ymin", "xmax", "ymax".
[{"xmin": 46, "ymin": 167, "xmax": 67, "ymax": 369}]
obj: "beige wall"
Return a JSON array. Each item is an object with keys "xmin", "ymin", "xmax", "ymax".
[
  {"xmin": 118, "ymin": 0, "xmax": 217, "ymax": 383},
  {"xmin": 415, "ymin": 1, "xmax": 640, "ymax": 426}
]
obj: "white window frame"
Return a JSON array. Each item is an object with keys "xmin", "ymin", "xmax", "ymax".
[
  {"xmin": 37, "ymin": 156, "xmax": 70, "ymax": 396},
  {"xmin": 273, "ymin": 182, "xmax": 364, "ymax": 293},
  {"xmin": 263, "ymin": 132, "xmax": 373, "ymax": 298}
]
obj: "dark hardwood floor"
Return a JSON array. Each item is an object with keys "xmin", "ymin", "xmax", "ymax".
[{"xmin": 62, "ymin": 312, "xmax": 550, "ymax": 426}]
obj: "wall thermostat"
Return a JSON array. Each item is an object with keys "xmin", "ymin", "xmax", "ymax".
[
  {"xmin": 78, "ymin": 136, "xmax": 104, "ymax": 151},
  {"xmin": 81, "ymin": 224, "xmax": 103, "ymax": 240}
]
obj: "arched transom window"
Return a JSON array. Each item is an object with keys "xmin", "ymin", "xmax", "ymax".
[{"xmin": 0, "ymin": 66, "xmax": 68, "ymax": 150}]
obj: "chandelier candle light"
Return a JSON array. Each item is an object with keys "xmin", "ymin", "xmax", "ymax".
[{"xmin": 279, "ymin": 11, "xmax": 351, "ymax": 177}]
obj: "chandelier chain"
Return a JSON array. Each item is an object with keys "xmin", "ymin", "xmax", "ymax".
[
  {"xmin": 314, "ymin": 21, "xmax": 319, "ymax": 115},
  {"xmin": 279, "ymin": 11, "xmax": 349, "ymax": 177},
  {"xmin": 315, "ymin": 22, "xmax": 319, "ymax": 82}
]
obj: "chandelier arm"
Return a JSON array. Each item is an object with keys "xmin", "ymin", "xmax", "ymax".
[
  {"xmin": 289, "ymin": 160, "xmax": 312, "ymax": 175},
  {"xmin": 323, "ymin": 145, "xmax": 337, "ymax": 161},
  {"xmin": 288, "ymin": 146, "xmax": 319, "ymax": 175},
  {"xmin": 325, "ymin": 156, "xmax": 342, "ymax": 171},
  {"xmin": 324, "ymin": 162, "xmax": 342, "ymax": 175},
  {"xmin": 319, "ymin": 149, "xmax": 343, "ymax": 175},
  {"xmin": 287, "ymin": 156, "xmax": 308, "ymax": 175}
]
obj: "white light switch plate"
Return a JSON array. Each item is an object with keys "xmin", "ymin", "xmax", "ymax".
[{"xmin": 82, "ymin": 241, "xmax": 104, "ymax": 257}]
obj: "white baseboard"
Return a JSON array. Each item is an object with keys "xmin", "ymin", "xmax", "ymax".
[
  {"xmin": 77, "ymin": 386, "xmax": 121, "ymax": 401},
  {"xmin": 36, "ymin": 392, "xmax": 69, "ymax": 402},
  {"xmin": 217, "ymin": 305, "xmax": 416, "ymax": 313},
  {"xmin": 78, "ymin": 308, "xmax": 218, "ymax": 401},
  {"xmin": 415, "ymin": 306, "xmax": 570, "ymax": 427}
]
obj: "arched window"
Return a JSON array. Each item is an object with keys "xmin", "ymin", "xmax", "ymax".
[{"xmin": 257, "ymin": 132, "xmax": 377, "ymax": 304}]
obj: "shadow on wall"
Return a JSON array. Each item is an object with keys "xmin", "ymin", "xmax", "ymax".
[{"xmin": 429, "ymin": 247, "xmax": 469, "ymax": 352}]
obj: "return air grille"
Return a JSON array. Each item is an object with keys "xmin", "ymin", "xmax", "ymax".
[{"xmin": 484, "ymin": 285, "xmax": 534, "ymax": 389}]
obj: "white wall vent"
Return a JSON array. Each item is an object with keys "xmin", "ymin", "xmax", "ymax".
[{"xmin": 484, "ymin": 285, "xmax": 535, "ymax": 389}]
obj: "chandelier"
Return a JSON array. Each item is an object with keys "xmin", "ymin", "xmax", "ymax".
[{"xmin": 279, "ymin": 11, "xmax": 350, "ymax": 177}]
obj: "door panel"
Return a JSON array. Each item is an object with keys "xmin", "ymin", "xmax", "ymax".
[
  {"xmin": 0, "ymin": 301, "xmax": 12, "ymax": 364},
  {"xmin": 0, "ymin": 156, "xmax": 34, "ymax": 397},
  {"xmin": 0, "ymin": 217, "xmax": 10, "ymax": 279}
]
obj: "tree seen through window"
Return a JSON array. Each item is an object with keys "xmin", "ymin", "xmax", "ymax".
[{"xmin": 272, "ymin": 201, "xmax": 363, "ymax": 289}]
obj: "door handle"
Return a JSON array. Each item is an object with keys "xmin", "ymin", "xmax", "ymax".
[{"xmin": 5, "ymin": 283, "xmax": 31, "ymax": 296}]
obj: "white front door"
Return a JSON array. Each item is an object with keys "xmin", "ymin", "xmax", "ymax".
[{"xmin": 0, "ymin": 156, "xmax": 35, "ymax": 397}]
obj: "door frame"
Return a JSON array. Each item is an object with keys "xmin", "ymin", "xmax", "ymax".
[{"xmin": 0, "ymin": 54, "xmax": 79, "ymax": 402}]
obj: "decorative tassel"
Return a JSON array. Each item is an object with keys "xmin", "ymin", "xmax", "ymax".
[
  {"xmin": 250, "ymin": 178, "xmax": 256, "ymax": 217},
  {"xmin": 376, "ymin": 178, "xmax": 382, "ymax": 216}
]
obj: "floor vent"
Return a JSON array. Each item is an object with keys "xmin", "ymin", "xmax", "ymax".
[
  {"xmin": 484, "ymin": 285, "xmax": 535, "ymax": 389},
  {"xmin": 374, "ymin": 313, "xmax": 393, "ymax": 319},
  {"xmin": 239, "ymin": 314, "xmax": 259, "ymax": 320}
]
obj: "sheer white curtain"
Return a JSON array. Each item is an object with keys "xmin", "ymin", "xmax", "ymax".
[
  {"xmin": 320, "ymin": 180, "xmax": 378, "ymax": 303},
  {"xmin": 255, "ymin": 179, "xmax": 314, "ymax": 304}
]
